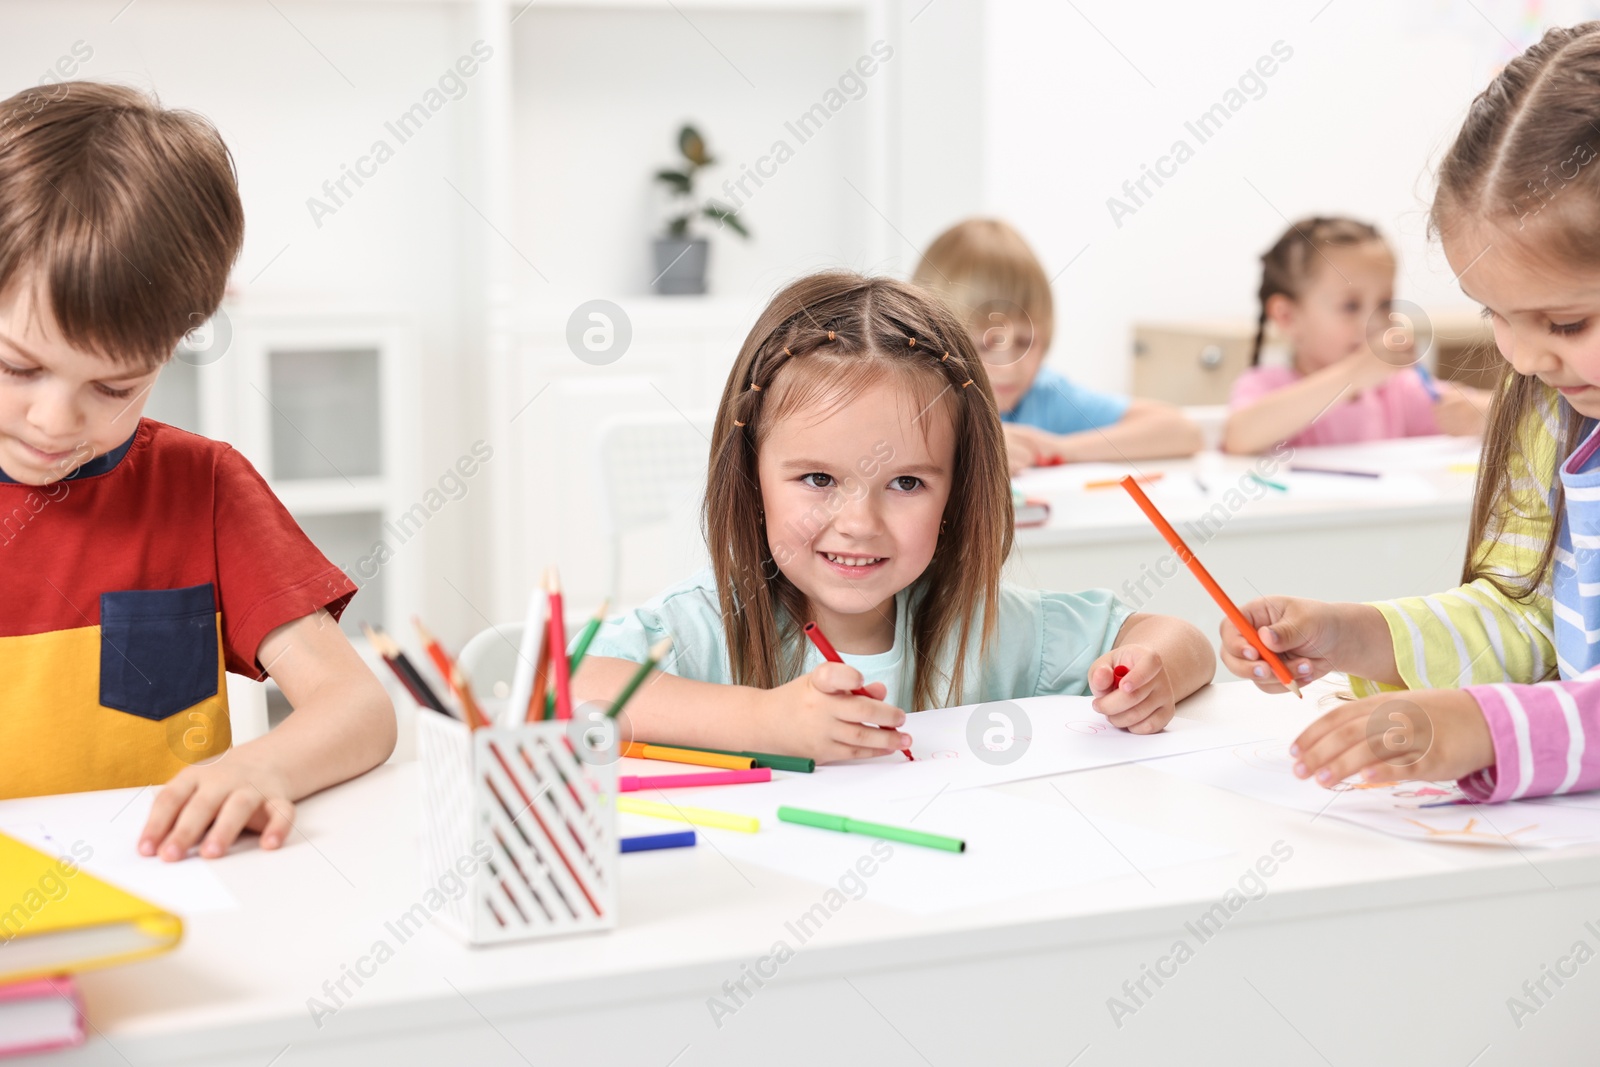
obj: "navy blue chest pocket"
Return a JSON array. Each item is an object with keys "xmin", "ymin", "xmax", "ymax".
[{"xmin": 99, "ymin": 584, "xmax": 220, "ymax": 721}]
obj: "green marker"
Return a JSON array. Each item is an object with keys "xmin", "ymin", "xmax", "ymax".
[
  {"xmin": 606, "ymin": 638, "xmax": 673, "ymax": 719},
  {"xmin": 659, "ymin": 744, "xmax": 814, "ymax": 774},
  {"xmin": 1249, "ymin": 472, "xmax": 1288, "ymax": 493},
  {"xmin": 777, "ymin": 806, "xmax": 966, "ymax": 853}
]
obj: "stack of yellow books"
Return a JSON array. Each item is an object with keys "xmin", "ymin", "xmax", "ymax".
[{"xmin": 0, "ymin": 832, "xmax": 183, "ymax": 1056}]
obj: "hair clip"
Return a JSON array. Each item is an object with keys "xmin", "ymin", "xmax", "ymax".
[
  {"xmin": 941, "ymin": 352, "xmax": 951, "ymax": 362},
  {"xmin": 750, "ymin": 382, "xmax": 762, "ymax": 392},
  {"xmin": 907, "ymin": 337, "xmax": 917, "ymax": 347},
  {"xmin": 733, "ymin": 419, "xmax": 747, "ymax": 427},
  {"xmin": 826, "ymin": 331, "xmax": 835, "ymax": 341},
  {"xmin": 961, "ymin": 378, "xmax": 974, "ymax": 389},
  {"xmin": 782, "ymin": 347, "xmax": 792, "ymax": 356}
]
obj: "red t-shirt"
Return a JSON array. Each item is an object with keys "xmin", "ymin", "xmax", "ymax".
[{"xmin": 0, "ymin": 419, "xmax": 357, "ymax": 798}]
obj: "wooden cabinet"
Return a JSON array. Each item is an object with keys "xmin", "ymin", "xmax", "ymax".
[{"xmin": 1131, "ymin": 312, "xmax": 1499, "ymax": 404}]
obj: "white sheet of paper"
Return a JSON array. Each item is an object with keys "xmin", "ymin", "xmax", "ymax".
[
  {"xmin": 827, "ymin": 695, "xmax": 1271, "ymax": 799},
  {"xmin": 1147, "ymin": 740, "xmax": 1600, "ymax": 848},
  {"xmin": 0, "ymin": 787, "xmax": 239, "ymax": 913},
  {"xmin": 673, "ymin": 788, "xmax": 1228, "ymax": 915}
]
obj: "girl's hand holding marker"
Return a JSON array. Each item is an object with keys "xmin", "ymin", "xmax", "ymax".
[{"xmin": 1089, "ymin": 648, "xmax": 1177, "ymax": 734}]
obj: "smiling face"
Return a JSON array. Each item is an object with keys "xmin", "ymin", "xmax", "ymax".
[
  {"xmin": 0, "ymin": 277, "xmax": 161, "ymax": 484},
  {"xmin": 1271, "ymin": 240, "xmax": 1397, "ymax": 374},
  {"xmin": 757, "ymin": 374, "xmax": 956, "ymax": 653},
  {"xmin": 1443, "ymin": 220, "xmax": 1600, "ymax": 419}
]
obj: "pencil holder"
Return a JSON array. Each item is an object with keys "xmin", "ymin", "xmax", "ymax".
[{"xmin": 417, "ymin": 711, "xmax": 619, "ymax": 944}]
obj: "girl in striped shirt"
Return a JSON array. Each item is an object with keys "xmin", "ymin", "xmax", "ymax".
[{"xmin": 1219, "ymin": 22, "xmax": 1600, "ymax": 802}]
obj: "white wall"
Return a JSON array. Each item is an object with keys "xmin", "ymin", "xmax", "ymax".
[{"xmin": 981, "ymin": 0, "xmax": 1599, "ymax": 393}]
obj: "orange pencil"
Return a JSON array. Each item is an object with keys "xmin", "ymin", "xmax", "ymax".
[
  {"xmin": 450, "ymin": 663, "xmax": 490, "ymax": 730},
  {"xmin": 412, "ymin": 616, "xmax": 459, "ymax": 705},
  {"xmin": 1118, "ymin": 475, "xmax": 1301, "ymax": 698},
  {"xmin": 1086, "ymin": 471, "xmax": 1163, "ymax": 491},
  {"xmin": 546, "ymin": 569, "xmax": 574, "ymax": 721},
  {"xmin": 526, "ymin": 613, "xmax": 552, "ymax": 723}
]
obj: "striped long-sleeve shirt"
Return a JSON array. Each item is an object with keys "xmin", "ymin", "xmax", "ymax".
[{"xmin": 1350, "ymin": 388, "xmax": 1600, "ymax": 801}]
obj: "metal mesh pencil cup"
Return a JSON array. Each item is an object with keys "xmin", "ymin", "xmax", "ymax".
[{"xmin": 417, "ymin": 712, "xmax": 618, "ymax": 944}]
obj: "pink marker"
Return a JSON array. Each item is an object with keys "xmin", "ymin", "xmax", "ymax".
[{"xmin": 618, "ymin": 768, "xmax": 772, "ymax": 791}]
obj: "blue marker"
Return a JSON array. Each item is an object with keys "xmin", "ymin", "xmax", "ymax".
[
  {"xmin": 620, "ymin": 830, "xmax": 697, "ymax": 853},
  {"xmin": 1414, "ymin": 363, "xmax": 1442, "ymax": 403}
]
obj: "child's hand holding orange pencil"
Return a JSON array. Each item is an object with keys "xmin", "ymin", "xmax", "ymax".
[
  {"xmin": 758, "ymin": 662, "xmax": 911, "ymax": 763},
  {"xmin": 1218, "ymin": 596, "xmax": 1401, "ymax": 692},
  {"xmin": 1088, "ymin": 645, "xmax": 1177, "ymax": 734}
]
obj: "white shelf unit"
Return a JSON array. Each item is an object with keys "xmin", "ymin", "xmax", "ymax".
[
  {"xmin": 145, "ymin": 302, "xmax": 422, "ymax": 731},
  {"xmin": 480, "ymin": 0, "xmax": 902, "ymax": 622}
]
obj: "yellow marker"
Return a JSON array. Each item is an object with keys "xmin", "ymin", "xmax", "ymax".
[{"xmin": 616, "ymin": 796, "xmax": 759, "ymax": 833}]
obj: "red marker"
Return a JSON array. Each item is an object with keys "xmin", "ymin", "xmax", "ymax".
[
  {"xmin": 1112, "ymin": 665, "xmax": 1130, "ymax": 691},
  {"xmin": 803, "ymin": 621, "xmax": 913, "ymax": 761}
]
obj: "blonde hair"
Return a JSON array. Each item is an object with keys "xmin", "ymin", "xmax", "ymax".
[
  {"xmin": 704, "ymin": 271, "xmax": 1013, "ymax": 712},
  {"xmin": 1432, "ymin": 22, "xmax": 1600, "ymax": 601},
  {"xmin": 912, "ymin": 219, "xmax": 1054, "ymax": 349}
]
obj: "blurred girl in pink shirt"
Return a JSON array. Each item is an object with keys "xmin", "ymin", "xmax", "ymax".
[{"xmin": 1223, "ymin": 216, "xmax": 1490, "ymax": 453}]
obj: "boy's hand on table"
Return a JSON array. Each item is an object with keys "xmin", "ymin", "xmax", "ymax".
[
  {"xmin": 1088, "ymin": 644, "xmax": 1175, "ymax": 734},
  {"xmin": 1002, "ymin": 422, "xmax": 1047, "ymax": 475},
  {"xmin": 1290, "ymin": 688, "xmax": 1493, "ymax": 787},
  {"xmin": 139, "ymin": 752, "xmax": 295, "ymax": 861},
  {"xmin": 760, "ymin": 662, "xmax": 910, "ymax": 763}
]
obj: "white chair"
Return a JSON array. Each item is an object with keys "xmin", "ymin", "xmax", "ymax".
[
  {"xmin": 594, "ymin": 409, "xmax": 715, "ymax": 606},
  {"xmin": 457, "ymin": 622, "xmax": 526, "ymax": 702}
]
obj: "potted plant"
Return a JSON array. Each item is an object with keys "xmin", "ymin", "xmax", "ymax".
[{"xmin": 652, "ymin": 124, "xmax": 749, "ymax": 295}]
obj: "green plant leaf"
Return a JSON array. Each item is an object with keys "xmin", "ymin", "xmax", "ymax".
[
  {"xmin": 703, "ymin": 201, "xmax": 750, "ymax": 238},
  {"xmin": 679, "ymin": 125, "xmax": 709, "ymax": 166},
  {"xmin": 655, "ymin": 169, "xmax": 692, "ymax": 194}
]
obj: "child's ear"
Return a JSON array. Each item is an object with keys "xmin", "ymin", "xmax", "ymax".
[{"xmin": 1264, "ymin": 293, "xmax": 1298, "ymax": 335}]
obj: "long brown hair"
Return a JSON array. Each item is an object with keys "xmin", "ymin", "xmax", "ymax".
[
  {"xmin": 1250, "ymin": 216, "xmax": 1385, "ymax": 365},
  {"xmin": 703, "ymin": 271, "xmax": 1013, "ymax": 712},
  {"xmin": 1432, "ymin": 22, "xmax": 1600, "ymax": 600}
]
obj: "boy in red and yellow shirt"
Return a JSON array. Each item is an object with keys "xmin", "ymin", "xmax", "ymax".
[{"xmin": 0, "ymin": 82, "xmax": 394, "ymax": 859}]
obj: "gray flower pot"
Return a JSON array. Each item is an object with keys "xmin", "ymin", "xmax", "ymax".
[{"xmin": 652, "ymin": 236, "xmax": 708, "ymax": 295}]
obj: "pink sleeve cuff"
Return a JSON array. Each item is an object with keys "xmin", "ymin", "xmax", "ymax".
[{"xmin": 1459, "ymin": 680, "xmax": 1600, "ymax": 802}]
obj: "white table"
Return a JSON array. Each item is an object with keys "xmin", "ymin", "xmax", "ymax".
[
  {"xmin": 1009, "ymin": 437, "xmax": 1482, "ymax": 662},
  {"xmin": 15, "ymin": 678, "xmax": 1598, "ymax": 1066}
]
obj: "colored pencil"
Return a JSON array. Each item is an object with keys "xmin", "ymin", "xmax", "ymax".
[
  {"xmin": 1288, "ymin": 465, "xmax": 1380, "ymax": 479},
  {"xmin": 620, "ymin": 830, "xmax": 697, "ymax": 853},
  {"xmin": 529, "ymin": 612, "xmax": 553, "ymax": 722},
  {"xmin": 618, "ymin": 768, "xmax": 771, "ymax": 791},
  {"xmin": 412, "ymin": 617, "xmax": 456, "ymax": 695},
  {"xmin": 803, "ymin": 621, "xmax": 913, "ymax": 761},
  {"xmin": 648, "ymin": 743, "xmax": 815, "ymax": 774},
  {"xmin": 622, "ymin": 742, "xmax": 754, "ymax": 770},
  {"xmin": 1414, "ymin": 363, "xmax": 1442, "ymax": 402},
  {"xmin": 1248, "ymin": 472, "xmax": 1288, "ymax": 493},
  {"xmin": 1111, "ymin": 664, "xmax": 1130, "ymax": 691},
  {"xmin": 1086, "ymin": 471, "xmax": 1163, "ymax": 491},
  {"xmin": 777, "ymin": 806, "xmax": 965, "ymax": 853},
  {"xmin": 617, "ymin": 796, "xmax": 759, "ymax": 833},
  {"xmin": 1119, "ymin": 475, "xmax": 1301, "ymax": 697},
  {"xmin": 546, "ymin": 569, "xmax": 574, "ymax": 721},
  {"xmin": 450, "ymin": 664, "xmax": 489, "ymax": 730},
  {"xmin": 363, "ymin": 622, "xmax": 450, "ymax": 716},
  {"xmin": 606, "ymin": 638, "xmax": 673, "ymax": 720},
  {"xmin": 546, "ymin": 598, "xmax": 608, "ymax": 719}
]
